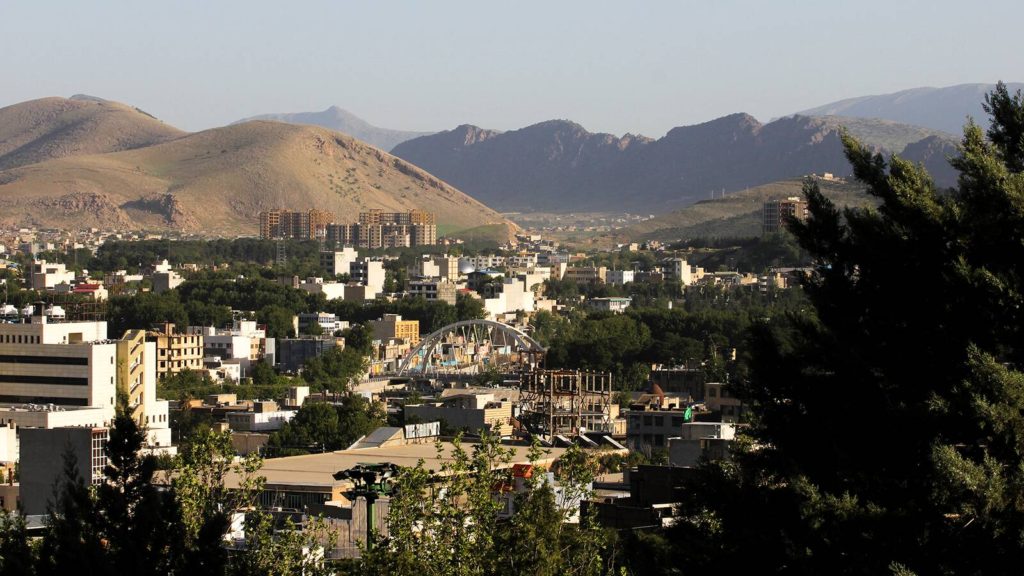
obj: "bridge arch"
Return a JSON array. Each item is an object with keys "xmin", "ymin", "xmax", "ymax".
[{"xmin": 396, "ymin": 319, "xmax": 545, "ymax": 376}]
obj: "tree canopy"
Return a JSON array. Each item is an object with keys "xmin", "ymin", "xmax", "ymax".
[{"xmin": 672, "ymin": 81, "xmax": 1024, "ymax": 575}]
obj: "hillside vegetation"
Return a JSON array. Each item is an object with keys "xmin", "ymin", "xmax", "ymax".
[{"xmin": 621, "ymin": 178, "xmax": 876, "ymax": 241}]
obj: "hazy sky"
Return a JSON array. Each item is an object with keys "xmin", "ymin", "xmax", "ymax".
[{"xmin": 2, "ymin": 0, "xmax": 1021, "ymax": 137}]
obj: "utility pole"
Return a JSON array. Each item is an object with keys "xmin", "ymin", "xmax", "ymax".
[{"xmin": 333, "ymin": 463, "xmax": 400, "ymax": 551}]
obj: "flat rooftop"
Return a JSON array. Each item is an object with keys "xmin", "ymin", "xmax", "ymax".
[{"xmin": 228, "ymin": 440, "xmax": 567, "ymax": 490}]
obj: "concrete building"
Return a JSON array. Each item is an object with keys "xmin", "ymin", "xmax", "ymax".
[
  {"xmin": 704, "ymin": 382, "xmax": 746, "ymax": 423},
  {"xmin": 650, "ymin": 365, "xmax": 706, "ymax": 402},
  {"xmin": 321, "ymin": 248, "xmax": 358, "ymax": 277},
  {"xmin": 587, "ymin": 297, "xmax": 632, "ymax": 313},
  {"xmin": 481, "ymin": 277, "xmax": 535, "ymax": 319},
  {"xmin": 225, "ymin": 400, "xmax": 295, "ymax": 432},
  {"xmin": 0, "ymin": 312, "xmax": 116, "ymax": 410},
  {"xmin": 408, "ymin": 278, "xmax": 457, "ymax": 305},
  {"xmin": 564, "ymin": 266, "xmax": 607, "ymax": 285},
  {"xmin": 259, "ymin": 209, "xmax": 335, "ymax": 240},
  {"xmin": 349, "ymin": 259, "xmax": 385, "ymax": 297},
  {"xmin": 605, "ymin": 270, "xmax": 635, "ymax": 286},
  {"xmin": 625, "ymin": 406, "xmax": 693, "ymax": 451},
  {"xmin": 278, "ymin": 338, "xmax": 345, "ymax": 374},
  {"xmin": 404, "ymin": 393, "xmax": 513, "ymax": 436},
  {"xmin": 369, "ymin": 314, "xmax": 420, "ymax": 345},
  {"xmin": 152, "ymin": 269, "xmax": 184, "ymax": 293},
  {"xmin": 409, "ymin": 257, "xmax": 440, "ymax": 279},
  {"xmin": 189, "ymin": 320, "xmax": 275, "ymax": 377},
  {"xmin": 148, "ymin": 323, "xmax": 204, "ymax": 380},
  {"xmin": 668, "ymin": 422, "xmax": 737, "ymax": 467},
  {"xmin": 763, "ymin": 196, "xmax": 808, "ymax": 234},
  {"xmin": 20, "ymin": 426, "xmax": 108, "ymax": 515},
  {"xmin": 29, "ymin": 260, "xmax": 75, "ymax": 291},
  {"xmin": 662, "ymin": 258, "xmax": 693, "ymax": 285},
  {"xmin": 297, "ymin": 312, "xmax": 347, "ymax": 335},
  {"xmin": 298, "ymin": 277, "xmax": 348, "ymax": 301}
]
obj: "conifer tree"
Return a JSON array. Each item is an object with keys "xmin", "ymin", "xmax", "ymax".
[{"xmin": 672, "ymin": 82, "xmax": 1024, "ymax": 575}]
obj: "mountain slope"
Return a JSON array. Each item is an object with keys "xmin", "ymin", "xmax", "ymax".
[
  {"xmin": 392, "ymin": 114, "xmax": 955, "ymax": 213},
  {"xmin": 234, "ymin": 106, "xmax": 430, "ymax": 151},
  {"xmin": 794, "ymin": 83, "xmax": 1024, "ymax": 134},
  {"xmin": 621, "ymin": 178, "xmax": 876, "ymax": 241},
  {"xmin": 0, "ymin": 95, "xmax": 185, "ymax": 171},
  {"xmin": 0, "ymin": 119, "xmax": 510, "ymax": 236}
]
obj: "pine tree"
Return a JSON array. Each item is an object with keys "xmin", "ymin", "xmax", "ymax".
[{"xmin": 672, "ymin": 82, "xmax": 1024, "ymax": 575}]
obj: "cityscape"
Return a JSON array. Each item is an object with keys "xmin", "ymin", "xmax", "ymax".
[{"xmin": 1, "ymin": 1, "xmax": 1023, "ymax": 575}]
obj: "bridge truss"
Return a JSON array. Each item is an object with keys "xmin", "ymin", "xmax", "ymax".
[{"xmin": 395, "ymin": 319, "xmax": 546, "ymax": 376}]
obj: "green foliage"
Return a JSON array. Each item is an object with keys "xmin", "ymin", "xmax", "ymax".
[
  {"xmin": 359, "ymin": 435, "xmax": 616, "ymax": 576},
  {"xmin": 0, "ymin": 511, "xmax": 34, "ymax": 576},
  {"xmin": 267, "ymin": 396, "xmax": 386, "ymax": 456},
  {"xmin": 301, "ymin": 346, "xmax": 368, "ymax": 392},
  {"xmin": 672, "ymin": 84, "xmax": 1024, "ymax": 574}
]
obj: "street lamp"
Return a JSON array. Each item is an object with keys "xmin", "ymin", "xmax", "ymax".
[{"xmin": 333, "ymin": 463, "xmax": 400, "ymax": 551}]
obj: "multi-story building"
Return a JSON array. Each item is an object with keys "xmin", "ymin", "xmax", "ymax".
[
  {"xmin": 409, "ymin": 257, "xmax": 440, "ymax": 278},
  {"xmin": 148, "ymin": 323, "xmax": 204, "ymax": 380},
  {"xmin": 323, "ymin": 210, "xmax": 437, "ymax": 249},
  {"xmin": 349, "ymin": 258, "xmax": 385, "ymax": 296},
  {"xmin": 30, "ymin": 260, "xmax": 75, "ymax": 290},
  {"xmin": 259, "ymin": 209, "xmax": 336, "ymax": 240},
  {"xmin": 404, "ymin": 393, "xmax": 513, "ymax": 436},
  {"xmin": 606, "ymin": 270, "xmax": 635, "ymax": 286},
  {"xmin": 0, "ymin": 311, "xmax": 116, "ymax": 410},
  {"xmin": 20, "ymin": 426, "xmax": 108, "ymax": 515},
  {"xmin": 408, "ymin": 279, "xmax": 458, "ymax": 305},
  {"xmin": 369, "ymin": 314, "xmax": 420, "ymax": 345},
  {"xmin": 188, "ymin": 320, "xmax": 275, "ymax": 377},
  {"xmin": 624, "ymin": 406, "xmax": 693, "ymax": 450},
  {"xmin": 321, "ymin": 247, "xmax": 359, "ymax": 277},
  {"xmin": 564, "ymin": 266, "xmax": 607, "ymax": 285},
  {"xmin": 587, "ymin": 297, "xmax": 632, "ymax": 313},
  {"xmin": 763, "ymin": 196, "xmax": 808, "ymax": 234},
  {"xmin": 297, "ymin": 312, "xmax": 348, "ymax": 335},
  {"xmin": 115, "ymin": 330, "xmax": 172, "ymax": 449},
  {"xmin": 277, "ymin": 337, "xmax": 345, "ymax": 374},
  {"xmin": 661, "ymin": 258, "xmax": 693, "ymax": 285},
  {"xmin": 704, "ymin": 382, "xmax": 746, "ymax": 423},
  {"xmin": 668, "ymin": 422, "xmax": 737, "ymax": 467}
]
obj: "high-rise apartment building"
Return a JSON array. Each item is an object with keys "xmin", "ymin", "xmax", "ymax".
[
  {"xmin": 763, "ymin": 197, "xmax": 808, "ymax": 234},
  {"xmin": 259, "ymin": 209, "xmax": 336, "ymax": 240}
]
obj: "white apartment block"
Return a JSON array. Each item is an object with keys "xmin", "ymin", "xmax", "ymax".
[
  {"xmin": 606, "ymin": 270, "xmax": 635, "ymax": 286},
  {"xmin": 189, "ymin": 319, "xmax": 276, "ymax": 376},
  {"xmin": 321, "ymin": 248, "xmax": 358, "ymax": 277},
  {"xmin": 460, "ymin": 255, "xmax": 506, "ymax": 271},
  {"xmin": 30, "ymin": 260, "xmax": 75, "ymax": 290},
  {"xmin": 482, "ymin": 278, "xmax": 535, "ymax": 319}
]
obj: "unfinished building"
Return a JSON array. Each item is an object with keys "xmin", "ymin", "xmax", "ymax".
[{"xmin": 519, "ymin": 369, "xmax": 614, "ymax": 438}]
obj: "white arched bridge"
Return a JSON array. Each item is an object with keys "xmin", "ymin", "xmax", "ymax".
[{"xmin": 396, "ymin": 319, "xmax": 546, "ymax": 376}]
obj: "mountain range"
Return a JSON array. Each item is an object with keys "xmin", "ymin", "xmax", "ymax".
[
  {"xmin": 389, "ymin": 114, "xmax": 958, "ymax": 212},
  {"xmin": 0, "ymin": 97, "xmax": 510, "ymax": 238},
  {"xmin": 234, "ymin": 106, "xmax": 430, "ymax": 151},
  {"xmin": 792, "ymin": 82, "xmax": 1024, "ymax": 135}
]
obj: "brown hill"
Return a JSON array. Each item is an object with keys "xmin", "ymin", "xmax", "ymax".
[
  {"xmin": 0, "ymin": 119, "xmax": 510, "ymax": 237},
  {"xmin": 0, "ymin": 96, "xmax": 185, "ymax": 171}
]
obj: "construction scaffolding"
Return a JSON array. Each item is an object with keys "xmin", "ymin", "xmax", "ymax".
[{"xmin": 519, "ymin": 369, "xmax": 614, "ymax": 438}]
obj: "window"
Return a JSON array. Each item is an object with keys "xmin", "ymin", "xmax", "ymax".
[
  {"xmin": 654, "ymin": 416, "xmax": 664, "ymax": 427},
  {"xmin": 643, "ymin": 415, "xmax": 653, "ymax": 426}
]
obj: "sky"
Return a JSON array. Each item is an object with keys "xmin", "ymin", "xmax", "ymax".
[{"xmin": 2, "ymin": 0, "xmax": 1022, "ymax": 137}]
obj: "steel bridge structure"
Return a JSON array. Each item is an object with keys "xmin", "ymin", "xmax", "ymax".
[{"xmin": 395, "ymin": 319, "xmax": 546, "ymax": 376}]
